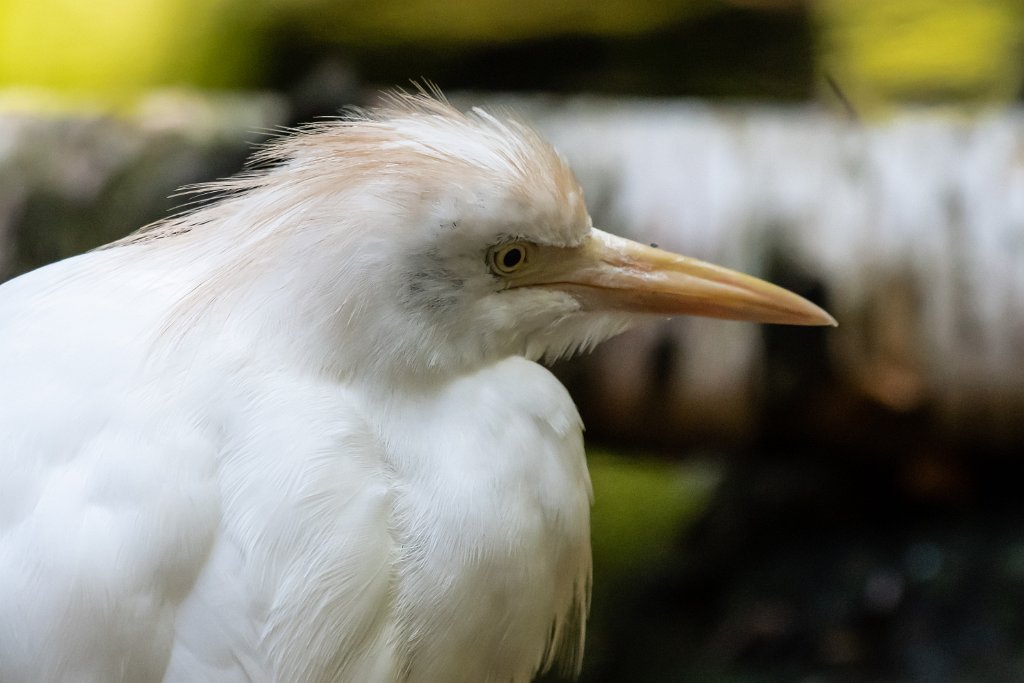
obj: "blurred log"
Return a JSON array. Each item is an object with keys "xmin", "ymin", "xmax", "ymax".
[
  {"xmin": 3, "ymin": 93, "xmax": 1024, "ymax": 446},
  {"xmin": 0, "ymin": 92, "xmax": 286, "ymax": 278}
]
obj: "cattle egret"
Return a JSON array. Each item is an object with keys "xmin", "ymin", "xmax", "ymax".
[{"xmin": 0, "ymin": 92, "xmax": 834, "ymax": 683}]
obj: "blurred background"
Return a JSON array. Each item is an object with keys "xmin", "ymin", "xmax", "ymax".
[{"xmin": 3, "ymin": 0, "xmax": 1024, "ymax": 681}]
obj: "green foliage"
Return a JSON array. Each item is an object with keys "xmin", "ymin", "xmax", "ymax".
[
  {"xmin": 1, "ymin": 0, "xmax": 1021, "ymax": 107},
  {"xmin": 0, "ymin": 0, "xmax": 269, "ymax": 100},
  {"xmin": 588, "ymin": 450, "xmax": 721, "ymax": 577},
  {"xmin": 294, "ymin": 0, "xmax": 718, "ymax": 46},
  {"xmin": 815, "ymin": 0, "xmax": 1024, "ymax": 107}
]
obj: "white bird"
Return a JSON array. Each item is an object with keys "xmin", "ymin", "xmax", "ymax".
[{"xmin": 0, "ymin": 92, "xmax": 834, "ymax": 683}]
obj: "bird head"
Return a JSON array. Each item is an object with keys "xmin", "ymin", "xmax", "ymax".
[{"xmin": 132, "ymin": 92, "xmax": 834, "ymax": 381}]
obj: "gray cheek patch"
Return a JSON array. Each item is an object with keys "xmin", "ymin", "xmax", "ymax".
[
  {"xmin": 400, "ymin": 250, "xmax": 465, "ymax": 312},
  {"xmin": 404, "ymin": 275, "xmax": 461, "ymax": 311}
]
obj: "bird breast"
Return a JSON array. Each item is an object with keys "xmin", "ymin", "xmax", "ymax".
[
  {"xmin": 171, "ymin": 356, "xmax": 592, "ymax": 683},
  {"xmin": 371, "ymin": 357, "xmax": 593, "ymax": 682}
]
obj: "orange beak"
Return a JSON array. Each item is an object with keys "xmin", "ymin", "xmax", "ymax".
[{"xmin": 517, "ymin": 229, "xmax": 836, "ymax": 326}]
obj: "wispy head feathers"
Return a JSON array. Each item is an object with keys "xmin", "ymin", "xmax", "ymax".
[{"xmin": 115, "ymin": 89, "xmax": 584, "ymax": 248}]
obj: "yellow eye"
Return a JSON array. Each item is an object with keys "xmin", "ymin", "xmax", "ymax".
[{"xmin": 489, "ymin": 242, "xmax": 530, "ymax": 275}]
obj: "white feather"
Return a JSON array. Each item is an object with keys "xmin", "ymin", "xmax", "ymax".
[{"xmin": 0, "ymin": 93, "xmax": 635, "ymax": 682}]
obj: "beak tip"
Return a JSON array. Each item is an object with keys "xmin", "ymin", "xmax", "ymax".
[
  {"xmin": 804, "ymin": 306, "xmax": 837, "ymax": 328},
  {"xmin": 795, "ymin": 301, "xmax": 837, "ymax": 328}
]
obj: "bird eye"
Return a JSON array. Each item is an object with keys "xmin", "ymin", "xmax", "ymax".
[{"xmin": 489, "ymin": 242, "xmax": 530, "ymax": 275}]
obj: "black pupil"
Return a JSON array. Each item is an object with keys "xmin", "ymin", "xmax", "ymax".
[{"xmin": 501, "ymin": 248, "xmax": 523, "ymax": 269}]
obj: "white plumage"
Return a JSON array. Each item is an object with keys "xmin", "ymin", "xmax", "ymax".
[{"xmin": 0, "ymin": 92, "xmax": 832, "ymax": 682}]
